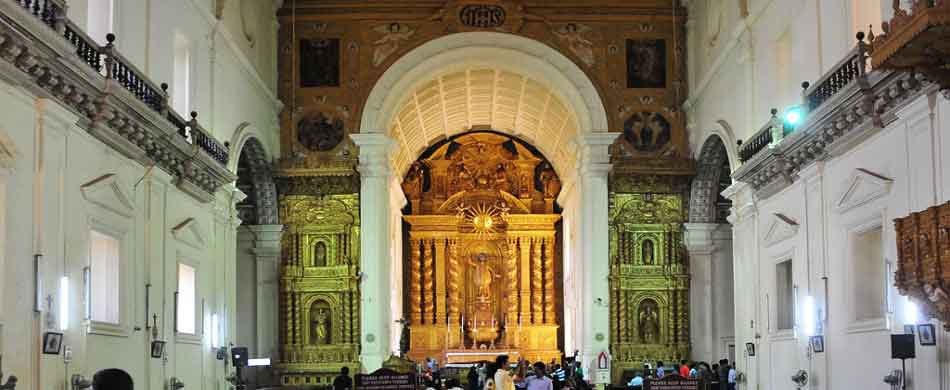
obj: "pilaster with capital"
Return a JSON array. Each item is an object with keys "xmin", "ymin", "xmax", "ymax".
[
  {"xmin": 572, "ymin": 132, "xmax": 618, "ymax": 372},
  {"xmin": 351, "ymin": 133, "xmax": 397, "ymax": 371}
]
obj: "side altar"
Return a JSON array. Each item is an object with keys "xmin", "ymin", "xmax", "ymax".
[{"xmin": 402, "ymin": 132, "xmax": 562, "ymax": 364}]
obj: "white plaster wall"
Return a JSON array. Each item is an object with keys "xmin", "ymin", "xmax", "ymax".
[
  {"xmin": 0, "ymin": 2, "xmax": 279, "ymax": 388},
  {"xmin": 688, "ymin": 1, "xmax": 950, "ymax": 389},
  {"xmin": 0, "ymin": 83, "xmax": 246, "ymax": 390},
  {"xmin": 724, "ymin": 94, "xmax": 950, "ymax": 390}
]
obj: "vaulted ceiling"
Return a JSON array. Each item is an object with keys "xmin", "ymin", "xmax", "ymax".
[{"xmin": 388, "ymin": 67, "xmax": 579, "ymax": 177}]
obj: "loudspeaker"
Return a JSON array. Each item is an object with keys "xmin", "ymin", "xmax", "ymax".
[
  {"xmin": 891, "ymin": 334, "xmax": 916, "ymax": 359},
  {"xmin": 231, "ymin": 346, "xmax": 249, "ymax": 367}
]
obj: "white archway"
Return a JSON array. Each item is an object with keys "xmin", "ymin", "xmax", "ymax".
[{"xmin": 353, "ymin": 31, "xmax": 614, "ymax": 372}]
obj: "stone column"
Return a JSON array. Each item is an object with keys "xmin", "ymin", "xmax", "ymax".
[
  {"xmin": 573, "ymin": 133, "xmax": 617, "ymax": 375},
  {"xmin": 352, "ymin": 133, "xmax": 397, "ymax": 371}
]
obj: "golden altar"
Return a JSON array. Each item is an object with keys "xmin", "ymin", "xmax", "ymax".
[{"xmin": 401, "ymin": 132, "xmax": 562, "ymax": 364}]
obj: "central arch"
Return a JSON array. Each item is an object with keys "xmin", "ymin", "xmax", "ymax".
[{"xmin": 356, "ymin": 31, "xmax": 612, "ymax": 370}]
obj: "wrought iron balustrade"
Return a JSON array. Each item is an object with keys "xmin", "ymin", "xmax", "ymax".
[{"xmin": 737, "ymin": 110, "xmax": 776, "ymax": 163}]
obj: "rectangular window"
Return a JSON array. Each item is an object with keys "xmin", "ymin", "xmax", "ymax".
[
  {"xmin": 172, "ymin": 33, "xmax": 191, "ymax": 117},
  {"xmin": 86, "ymin": 0, "xmax": 114, "ymax": 46},
  {"xmin": 177, "ymin": 263, "xmax": 196, "ymax": 334},
  {"xmin": 776, "ymin": 259, "xmax": 794, "ymax": 330},
  {"xmin": 89, "ymin": 230, "xmax": 120, "ymax": 324},
  {"xmin": 852, "ymin": 227, "xmax": 885, "ymax": 321}
]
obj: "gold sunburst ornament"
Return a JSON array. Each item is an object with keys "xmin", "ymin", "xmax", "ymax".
[{"xmin": 456, "ymin": 201, "xmax": 510, "ymax": 238}]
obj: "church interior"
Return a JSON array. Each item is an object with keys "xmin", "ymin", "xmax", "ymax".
[{"xmin": 0, "ymin": 1, "xmax": 949, "ymax": 389}]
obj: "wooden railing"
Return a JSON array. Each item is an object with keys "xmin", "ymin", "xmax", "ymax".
[
  {"xmin": 12, "ymin": 0, "xmax": 229, "ymax": 166},
  {"xmin": 738, "ymin": 34, "xmax": 869, "ymax": 164},
  {"xmin": 737, "ymin": 109, "xmax": 777, "ymax": 163},
  {"xmin": 802, "ymin": 37, "xmax": 868, "ymax": 112}
]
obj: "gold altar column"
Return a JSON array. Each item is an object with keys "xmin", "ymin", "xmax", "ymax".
[
  {"xmin": 544, "ymin": 236, "xmax": 556, "ymax": 324},
  {"xmin": 519, "ymin": 236, "xmax": 532, "ymax": 325},
  {"xmin": 435, "ymin": 239, "xmax": 447, "ymax": 324},
  {"xmin": 423, "ymin": 239, "xmax": 435, "ymax": 324},
  {"xmin": 506, "ymin": 238, "xmax": 519, "ymax": 326},
  {"xmin": 410, "ymin": 238, "xmax": 422, "ymax": 324},
  {"xmin": 532, "ymin": 237, "xmax": 543, "ymax": 324},
  {"xmin": 448, "ymin": 239, "xmax": 462, "ymax": 348}
]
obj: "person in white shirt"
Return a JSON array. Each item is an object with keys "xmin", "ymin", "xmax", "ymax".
[
  {"xmin": 523, "ymin": 362, "xmax": 553, "ymax": 390},
  {"xmin": 490, "ymin": 355, "xmax": 515, "ymax": 390},
  {"xmin": 727, "ymin": 365, "xmax": 737, "ymax": 390}
]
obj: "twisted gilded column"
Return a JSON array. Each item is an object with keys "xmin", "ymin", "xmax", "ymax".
[
  {"xmin": 423, "ymin": 239, "xmax": 435, "ymax": 324},
  {"xmin": 410, "ymin": 238, "xmax": 422, "ymax": 324},
  {"xmin": 519, "ymin": 236, "xmax": 531, "ymax": 325},
  {"xmin": 532, "ymin": 237, "xmax": 543, "ymax": 324},
  {"xmin": 435, "ymin": 239, "xmax": 447, "ymax": 324},
  {"xmin": 506, "ymin": 238, "xmax": 519, "ymax": 325},
  {"xmin": 448, "ymin": 239, "xmax": 461, "ymax": 321},
  {"xmin": 544, "ymin": 236, "xmax": 556, "ymax": 324}
]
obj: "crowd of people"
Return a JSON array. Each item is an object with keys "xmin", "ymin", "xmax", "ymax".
[
  {"xmin": 329, "ymin": 356, "xmax": 736, "ymax": 390},
  {"xmin": 625, "ymin": 359, "xmax": 737, "ymax": 390}
]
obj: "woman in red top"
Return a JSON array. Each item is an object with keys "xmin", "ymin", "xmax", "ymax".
[{"xmin": 679, "ymin": 360, "xmax": 690, "ymax": 377}]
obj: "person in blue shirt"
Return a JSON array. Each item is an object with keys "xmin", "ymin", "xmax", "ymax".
[
  {"xmin": 627, "ymin": 371, "xmax": 644, "ymax": 390},
  {"xmin": 655, "ymin": 361, "xmax": 665, "ymax": 378}
]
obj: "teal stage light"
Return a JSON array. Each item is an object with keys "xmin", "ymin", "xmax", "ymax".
[{"xmin": 784, "ymin": 106, "xmax": 803, "ymax": 127}]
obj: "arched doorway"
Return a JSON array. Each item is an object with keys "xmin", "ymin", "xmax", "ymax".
[
  {"xmin": 233, "ymin": 136, "xmax": 281, "ymax": 390},
  {"xmin": 353, "ymin": 31, "xmax": 614, "ymax": 371},
  {"xmin": 685, "ymin": 134, "xmax": 736, "ymax": 363}
]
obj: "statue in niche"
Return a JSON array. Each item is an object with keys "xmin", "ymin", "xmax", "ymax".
[
  {"xmin": 402, "ymin": 162, "xmax": 424, "ymax": 198},
  {"xmin": 467, "ymin": 253, "xmax": 494, "ymax": 301},
  {"xmin": 638, "ymin": 300, "xmax": 660, "ymax": 344},
  {"xmin": 539, "ymin": 164, "xmax": 561, "ymax": 198},
  {"xmin": 313, "ymin": 241, "xmax": 327, "ymax": 267},
  {"xmin": 493, "ymin": 163, "xmax": 510, "ymax": 192},
  {"xmin": 310, "ymin": 305, "xmax": 330, "ymax": 344},
  {"xmin": 371, "ymin": 23, "xmax": 415, "ymax": 67},
  {"xmin": 641, "ymin": 239, "xmax": 654, "ymax": 265}
]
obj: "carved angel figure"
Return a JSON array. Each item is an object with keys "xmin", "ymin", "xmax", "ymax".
[
  {"xmin": 372, "ymin": 23, "xmax": 415, "ymax": 67},
  {"xmin": 553, "ymin": 23, "xmax": 595, "ymax": 67}
]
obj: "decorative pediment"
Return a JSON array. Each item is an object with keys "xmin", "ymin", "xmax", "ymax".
[
  {"xmin": 172, "ymin": 218, "xmax": 207, "ymax": 250},
  {"xmin": 762, "ymin": 213, "xmax": 799, "ymax": 247},
  {"xmin": 81, "ymin": 174, "xmax": 134, "ymax": 218},
  {"xmin": 836, "ymin": 168, "xmax": 893, "ymax": 213}
]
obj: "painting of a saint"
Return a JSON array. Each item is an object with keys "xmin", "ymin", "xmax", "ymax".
[
  {"xmin": 626, "ymin": 39, "xmax": 667, "ymax": 88},
  {"xmin": 300, "ymin": 38, "xmax": 340, "ymax": 87}
]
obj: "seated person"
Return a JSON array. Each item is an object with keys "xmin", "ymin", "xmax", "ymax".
[{"xmin": 627, "ymin": 372, "xmax": 644, "ymax": 390}]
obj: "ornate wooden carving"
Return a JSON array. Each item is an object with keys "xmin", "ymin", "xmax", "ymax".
[
  {"xmin": 401, "ymin": 131, "xmax": 561, "ymax": 364},
  {"xmin": 870, "ymin": 1, "xmax": 950, "ymax": 96},
  {"xmin": 895, "ymin": 201, "xmax": 950, "ymax": 330},
  {"xmin": 608, "ymin": 186, "xmax": 690, "ymax": 382},
  {"xmin": 275, "ymin": 194, "xmax": 361, "ymax": 386}
]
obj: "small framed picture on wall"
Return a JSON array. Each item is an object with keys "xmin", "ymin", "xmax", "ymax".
[
  {"xmin": 810, "ymin": 336, "xmax": 825, "ymax": 353},
  {"xmin": 745, "ymin": 342, "xmax": 756, "ymax": 357},
  {"xmin": 150, "ymin": 340, "xmax": 166, "ymax": 358},
  {"xmin": 918, "ymin": 324, "xmax": 937, "ymax": 346},
  {"xmin": 42, "ymin": 332, "xmax": 63, "ymax": 355}
]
